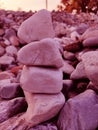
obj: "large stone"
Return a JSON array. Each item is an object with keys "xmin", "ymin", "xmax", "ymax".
[
  {"xmin": 81, "ymin": 51, "xmax": 98, "ymax": 88},
  {"xmin": 20, "ymin": 66, "xmax": 63, "ymax": 94},
  {"xmin": 17, "ymin": 38, "xmax": 63, "ymax": 68},
  {"xmin": 0, "ymin": 92, "xmax": 65, "ymax": 130},
  {"xmin": 21, "ymin": 91, "xmax": 65, "ymax": 128},
  {"xmin": 57, "ymin": 90, "xmax": 98, "ymax": 130},
  {"xmin": 18, "ymin": 9, "xmax": 55, "ymax": 43},
  {"xmin": 0, "ymin": 97, "xmax": 27, "ymax": 123}
]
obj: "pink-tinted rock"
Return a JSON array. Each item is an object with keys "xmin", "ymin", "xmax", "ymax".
[
  {"xmin": 0, "ymin": 45, "xmax": 5, "ymax": 56},
  {"xmin": 0, "ymin": 97, "xmax": 27, "ymax": 123},
  {"xmin": 6, "ymin": 45, "xmax": 18, "ymax": 57},
  {"xmin": 70, "ymin": 62, "xmax": 87, "ymax": 80},
  {"xmin": 57, "ymin": 90, "xmax": 98, "ymax": 130},
  {"xmin": 20, "ymin": 66, "xmax": 63, "ymax": 94},
  {"xmin": 18, "ymin": 9, "xmax": 55, "ymax": 43},
  {"xmin": 83, "ymin": 37, "xmax": 98, "ymax": 47},
  {"xmin": 81, "ymin": 51, "xmax": 98, "ymax": 88},
  {"xmin": 61, "ymin": 60, "xmax": 74, "ymax": 75},
  {"xmin": 0, "ymin": 71, "xmax": 14, "ymax": 80},
  {"xmin": 17, "ymin": 38, "xmax": 63, "ymax": 68},
  {"xmin": 0, "ymin": 55, "xmax": 14, "ymax": 65},
  {"xmin": 0, "ymin": 83, "xmax": 24, "ymax": 99}
]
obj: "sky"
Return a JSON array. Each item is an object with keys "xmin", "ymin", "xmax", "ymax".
[{"xmin": 0, "ymin": 0, "xmax": 61, "ymax": 11}]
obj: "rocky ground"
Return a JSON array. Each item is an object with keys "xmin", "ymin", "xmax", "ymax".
[{"xmin": 0, "ymin": 9, "xmax": 98, "ymax": 130}]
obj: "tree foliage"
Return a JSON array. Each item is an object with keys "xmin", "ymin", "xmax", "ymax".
[{"xmin": 58, "ymin": 0, "xmax": 98, "ymax": 13}]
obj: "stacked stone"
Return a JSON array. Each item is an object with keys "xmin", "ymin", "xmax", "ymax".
[{"xmin": 17, "ymin": 9, "xmax": 65, "ymax": 128}]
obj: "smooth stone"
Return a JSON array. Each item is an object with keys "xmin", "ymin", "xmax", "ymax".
[
  {"xmin": 0, "ymin": 83, "xmax": 24, "ymax": 99},
  {"xmin": 57, "ymin": 90, "xmax": 98, "ymax": 130},
  {"xmin": 20, "ymin": 91, "xmax": 65, "ymax": 128},
  {"xmin": 0, "ymin": 92, "xmax": 65, "ymax": 130},
  {"xmin": 6, "ymin": 45, "xmax": 18, "ymax": 57},
  {"xmin": 81, "ymin": 51, "xmax": 98, "ymax": 88},
  {"xmin": 61, "ymin": 60, "xmax": 74, "ymax": 75},
  {"xmin": 18, "ymin": 9, "xmax": 55, "ymax": 43},
  {"xmin": 0, "ymin": 71, "xmax": 14, "ymax": 80},
  {"xmin": 17, "ymin": 38, "xmax": 63, "ymax": 68},
  {"xmin": 63, "ymin": 51, "xmax": 76, "ymax": 61},
  {"xmin": 20, "ymin": 66, "xmax": 63, "ymax": 94},
  {"xmin": 83, "ymin": 37, "xmax": 98, "ymax": 47},
  {"xmin": 70, "ymin": 62, "xmax": 87, "ymax": 80},
  {"xmin": 0, "ymin": 97, "xmax": 27, "ymax": 123},
  {"xmin": 81, "ymin": 27, "xmax": 98, "ymax": 40},
  {"xmin": 0, "ymin": 55, "xmax": 14, "ymax": 65},
  {"xmin": 0, "ymin": 45, "xmax": 5, "ymax": 56}
]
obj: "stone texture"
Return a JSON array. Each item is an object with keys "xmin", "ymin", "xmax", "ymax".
[
  {"xmin": 0, "ymin": 71, "xmax": 14, "ymax": 80},
  {"xmin": 0, "ymin": 55, "xmax": 14, "ymax": 65},
  {"xmin": 81, "ymin": 51, "xmax": 98, "ymax": 88},
  {"xmin": 70, "ymin": 61, "xmax": 87, "ymax": 79},
  {"xmin": 6, "ymin": 45, "xmax": 18, "ymax": 57},
  {"xmin": 30, "ymin": 123, "xmax": 57, "ymax": 130},
  {"xmin": 0, "ymin": 97, "xmax": 27, "ymax": 123},
  {"xmin": 81, "ymin": 27, "xmax": 98, "ymax": 41},
  {"xmin": 83, "ymin": 37, "xmax": 98, "ymax": 47},
  {"xmin": 57, "ymin": 90, "xmax": 98, "ymax": 130},
  {"xmin": 20, "ymin": 91, "xmax": 65, "ymax": 128},
  {"xmin": 17, "ymin": 38, "xmax": 63, "ymax": 68},
  {"xmin": 63, "ymin": 51, "xmax": 76, "ymax": 61},
  {"xmin": 0, "ymin": 83, "xmax": 24, "ymax": 99},
  {"xmin": 18, "ymin": 9, "xmax": 55, "ymax": 43},
  {"xmin": 61, "ymin": 60, "xmax": 74, "ymax": 75},
  {"xmin": 0, "ymin": 92, "xmax": 65, "ymax": 130},
  {"xmin": 20, "ymin": 66, "xmax": 63, "ymax": 94}
]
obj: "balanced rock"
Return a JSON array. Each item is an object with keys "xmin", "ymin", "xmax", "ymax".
[
  {"xmin": 81, "ymin": 51, "xmax": 98, "ymax": 88},
  {"xmin": 17, "ymin": 38, "xmax": 63, "ymax": 68},
  {"xmin": 20, "ymin": 91, "xmax": 65, "ymax": 128},
  {"xmin": 18, "ymin": 9, "xmax": 55, "ymax": 43},
  {"xmin": 57, "ymin": 90, "xmax": 98, "ymax": 130},
  {"xmin": 20, "ymin": 66, "xmax": 63, "ymax": 94}
]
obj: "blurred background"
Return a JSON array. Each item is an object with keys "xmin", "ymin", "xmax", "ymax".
[
  {"xmin": 0, "ymin": 0, "xmax": 60, "ymax": 11},
  {"xmin": 0, "ymin": 0, "xmax": 98, "ymax": 13}
]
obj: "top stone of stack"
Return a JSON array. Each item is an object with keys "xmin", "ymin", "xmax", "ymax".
[{"xmin": 18, "ymin": 9, "xmax": 55, "ymax": 43}]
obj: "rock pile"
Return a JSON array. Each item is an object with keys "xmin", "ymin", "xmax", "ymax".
[{"xmin": 0, "ymin": 8, "xmax": 98, "ymax": 130}]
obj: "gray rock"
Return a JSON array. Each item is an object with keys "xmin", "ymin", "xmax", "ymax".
[
  {"xmin": 57, "ymin": 90, "xmax": 98, "ymax": 130},
  {"xmin": 18, "ymin": 9, "xmax": 55, "ymax": 43}
]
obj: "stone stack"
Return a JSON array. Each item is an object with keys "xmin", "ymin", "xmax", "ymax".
[{"xmin": 17, "ymin": 38, "xmax": 65, "ymax": 128}]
